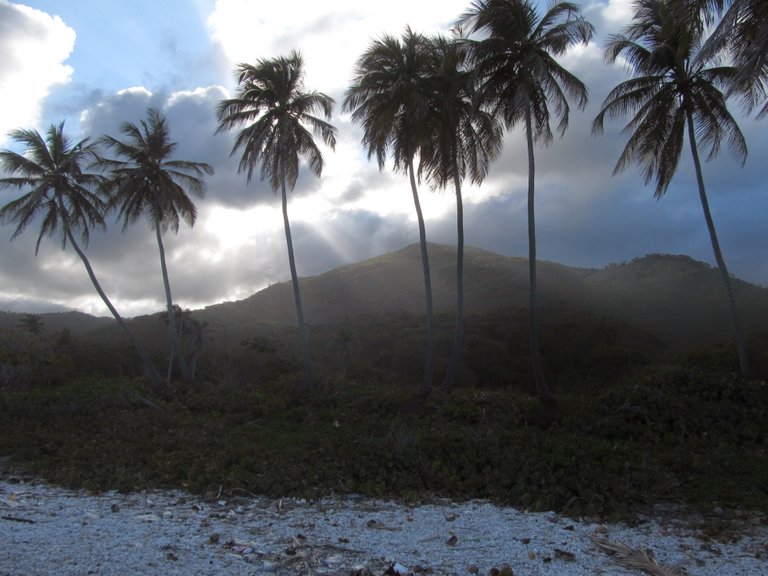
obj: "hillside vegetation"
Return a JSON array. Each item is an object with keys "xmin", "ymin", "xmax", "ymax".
[
  {"xmin": 1, "ymin": 245, "xmax": 767, "ymax": 517},
  {"xmin": 3, "ymin": 245, "xmax": 766, "ymax": 389}
]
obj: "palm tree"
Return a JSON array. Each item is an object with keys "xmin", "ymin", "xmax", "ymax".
[
  {"xmin": 0, "ymin": 124, "xmax": 163, "ymax": 389},
  {"xmin": 216, "ymin": 51, "xmax": 336, "ymax": 390},
  {"xmin": 343, "ymin": 29, "xmax": 437, "ymax": 399},
  {"xmin": 592, "ymin": 0, "xmax": 751, "ymax": 379},
  {"xmin": 97, "ymin": 108, "xmax": 213, "ymax": 385},
  {"xmin": 420, "ymin": 34, "xmax": 503, "ymax": 391},
  {"xmin": 18, "ymin": 313, "xmax": 44, "ymax": 335},
  {"xmin": 459, "ymin": 0, "xmax": 594, "ymax": 405}
]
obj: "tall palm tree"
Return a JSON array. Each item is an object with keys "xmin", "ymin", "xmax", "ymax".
[
  {"xmin": 459, "ymin": 0, "xmax": 594, "ymax": 404},
  {"xmin": 216, "ymin": 51, "xmax": 336, "ymax": 390},
  {"xmin": 97, "ymin": 108, "xmax": 213, "ymax": 385},
  {"xmin": 592, "ymin": 0, "xmax": 751, "ymax": 379},
  {"xmin": 0, "ymin": 124, "xmax": 163, "ymax": 389},
  {"xmin": 420, "ymin": 34, "xmax": 503, "ymax": 391},
  {"xmin": 343, "ymin": 29, "xmax": 437, "ymax": 399}
]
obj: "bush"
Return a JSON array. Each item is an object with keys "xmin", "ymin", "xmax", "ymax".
[{"xmin": 0, "ymin": 367, "xmax": 766, "ymax": 517}]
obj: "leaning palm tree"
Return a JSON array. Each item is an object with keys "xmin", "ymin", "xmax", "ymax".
[
  {"xmin": 592, "ymin": 0, "xmax": 751, "ymax": 379},
  {"xmin": 216, "ymin": 51, "xmax": 336, "ymax": 390},
  {"xmin": 0, "ymin": 124, "xmax": 163, "ymax": 389},
  {"xmin": 459, "ymin": 0, "xmax": 594, "ymax": 405},
  {"xmin": 343, "ymin": 28, "xmax": 437, "ymax": 399},
  {"xmin": 420, "ymin": 34, "xmax": 503, "ymax": 391},
  {"xmin": 97, "ymin": 108, "xmax": 213, "ymax": 385}
]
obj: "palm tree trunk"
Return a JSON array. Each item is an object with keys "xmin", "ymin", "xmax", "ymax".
[
  {"xmin": 155, "ymin": 224, "xmax": 193, "ymax": 384},
  {"xmin": 525, "ymin": 103, "xmax": 554, "ymax": 402},
  {"xmin": 65, "ymin": 227, "xmax": 164, "ymax": 391},
  {"xmin": 408, "ymin": 157, "xmax": 436, "ymax": 401},
  {"xmin": 281, "ymin": 181, "xmax": 314, "ymax": 389},
  {"xmin": 686, "ymin": 111, "xmax": 750, "ymax": 379},
  {"xmin": 441, "ymin": 162, "xmax": 465, "ymax": 392}
]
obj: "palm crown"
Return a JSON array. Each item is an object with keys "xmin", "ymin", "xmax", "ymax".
[
  {"xmin": 343, "ymin": 28, "xmax": 435, "ymax": 174},
  {"xmin": 459, "ymin": 0, "xmax": 594, "ymax": 142},
  {"xmin": 592, "ymin": 0, "xmax": 748, "ymax": 197},
  {"xmin": 0, "ymin": 124, "xmax": 105, "ymax": 254},
  {"xmin": 216, "ymin": 50, "xmax": 337, "ymax": 191},
  {"xmin": 419, "ymin": 35, "xmax": 503, "ymax": 190},
  {"xmin": 97, "ymin": 108, "xmax": 212, "ymax": 232}
]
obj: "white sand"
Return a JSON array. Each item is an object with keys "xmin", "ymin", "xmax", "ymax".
[{"xmin": 1, "ymin": 477, "xmax": 766, "ymax": 575}]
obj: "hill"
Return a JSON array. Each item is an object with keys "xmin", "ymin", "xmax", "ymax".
[
  {"xmin": 196, "ymin": 244, "xmax": 766, "ymax": 350},
  {"xmin": 582, "ymin": 254, "xmax": 768, "ymax": 347},
  {"xmin": 3, "ymin": 244, "xmax": 766, "ymax": 385},
  {"xmin": 0, "ymin": 310, "xmax": 113, "ymax": 337}
]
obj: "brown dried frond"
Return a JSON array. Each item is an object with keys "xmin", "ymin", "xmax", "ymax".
[{"xmin": 593, "ymin": 537, "xmax": 685, "ymax": 576}]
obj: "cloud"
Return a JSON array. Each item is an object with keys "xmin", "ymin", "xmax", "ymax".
[
  {"xmin": 0, "ymin": 1, "xmax": 75, "ymax": 144},
  {"xmin": 1, "ymin": 0, "xmax": 765, "ymax": 319},
  {"xmin": 599, "ymin": 0, "xmax": 636, "ymax": 26},
  {"xmin": 207, "ymin": 0, "xmax": 468, "ymax": 100}
]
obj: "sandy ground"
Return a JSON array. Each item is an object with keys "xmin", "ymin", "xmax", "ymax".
[{"xmin": 1, "ymin": 475, "xmax": 767, "ymax": 576}]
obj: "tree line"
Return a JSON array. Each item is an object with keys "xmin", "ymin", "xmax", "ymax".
[{"xmin": 0, "ymin": 0, "xmax": 763, "ymax": 403}]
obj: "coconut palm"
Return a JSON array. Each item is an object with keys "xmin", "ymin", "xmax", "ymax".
[
  {"xmin": 420, "ymin": 34, "xmax": 503, "ymax": 391},
  {"xmin": 18, "ymin": 313, "xmax": 44, "ymax": 335},
  {"xmin": 592, "ymin": 0, "xmax": 750, "ymax": 378},
  {"xmin": 459, "ymin": 0, "xmax": 593, "ymax": 404},
  {"xmin": 0, "ymin": 123, "xmax": 163, "ymax": 389},
  {"xmin": 343, "ymin": 28, "xmax": 437, "ymax": 399},
  {"xmin": 216, "ymin": 51, "xmax": 336, "ymax": 390},
  {"xmin": 97, "ymin": 108, "xmax": 213, "ymax": 385}
]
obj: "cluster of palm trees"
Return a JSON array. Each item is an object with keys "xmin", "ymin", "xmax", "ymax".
[
  {"xmin": 338, "ymin": 0, "xmax": 762, "ymax": 398},
  {"xmin": 0, "ymin": 112, "xmax": 212, "ymax": 392},
  {"xmin": 1, "ymin": 1, "xmax": 764, "ymax": 398}
]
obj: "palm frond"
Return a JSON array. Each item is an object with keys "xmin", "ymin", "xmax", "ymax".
[
  {"xmin": 98, "ymin": 108, "xmax": 211, "ymax": 233},
  {"xmin": 216, "ymin": 51, "xmax": 336, "ymax": 193},
  {"xmin": 0, "ymin": 123, "xmax": 105, "ymax": 254},
  {"xmin": 593, "ymin": 537, "xmax": 685, "ymax": 576},
  {"xmin": 593, "ymin": 0, "xmax": 746, "ymax": 199},
  {"xmin": 460, "ymin": 0, "xmax": 592, "ymax": 145}
]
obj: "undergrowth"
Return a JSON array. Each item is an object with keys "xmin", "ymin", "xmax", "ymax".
[{"xmin": 0, "ymin": 367, "xmax": 766, "ymax": 519}]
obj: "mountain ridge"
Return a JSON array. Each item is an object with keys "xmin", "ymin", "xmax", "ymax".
[{"xmin": 3, "ymin": 244, "xmax": 766, "ymax": 353}]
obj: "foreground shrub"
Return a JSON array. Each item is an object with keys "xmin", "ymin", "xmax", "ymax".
[{"xmin": 0, "ymin": 368, "xmax": 765, "ymax": 518}]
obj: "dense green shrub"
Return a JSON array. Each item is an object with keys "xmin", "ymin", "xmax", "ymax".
[{"xmin": 0, "ymin": 367, "xmax": 766, "ymax": 517}]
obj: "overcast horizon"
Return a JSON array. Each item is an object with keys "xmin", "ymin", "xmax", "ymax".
[{"xmin": 0, "ymin": 0, "xmax": 765, "ymax": 319}]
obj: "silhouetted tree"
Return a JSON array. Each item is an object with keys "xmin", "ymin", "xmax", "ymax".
[
  {"xmin": 216, "ymin": 51, "xmax": 336, "ymax": 390},
  {"xmin": 420, "ymin": 34, "xmax": 503, "ymax": 391},
  {"xmin": 344, "ymin": 28, "xmax": 437, "ymax": 399},
  {"xmin": 593, "ymin": 0, "xmax": 750, "ymax": 379},
  {"xmin": 460, "ymin": 0, "xmax": 593, "ymax": 404},
  {"xmin": 0, "ymin": 124, "xmax": 163, "ymax": 389},
  {"xmin": 18, "ymin": 313, "xmax": 43, "ymax": 335},
  {"xmin": 98, "ymin": 108, "xmax": 213, "ymax": 385}
]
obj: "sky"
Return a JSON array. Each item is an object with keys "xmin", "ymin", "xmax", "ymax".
[{"xmin": 0, "ymin": 0, "xmax": 765, "ymax": 318}]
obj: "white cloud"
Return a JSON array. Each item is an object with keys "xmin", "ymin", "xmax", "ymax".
[
  {"xmin": 207, "ymin": 0, "xmax": 468, "ymax": 96},
  {"xmin": 1, "ymin": 0, "xmax": 767, "ymax": 318},
  {"xmin": 601, "ymin": 0, "xmax": 635, "ymax": 25},
  {"xmin": 0, "ymin": 1, "xmax": 75, "ymax": 143}
]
